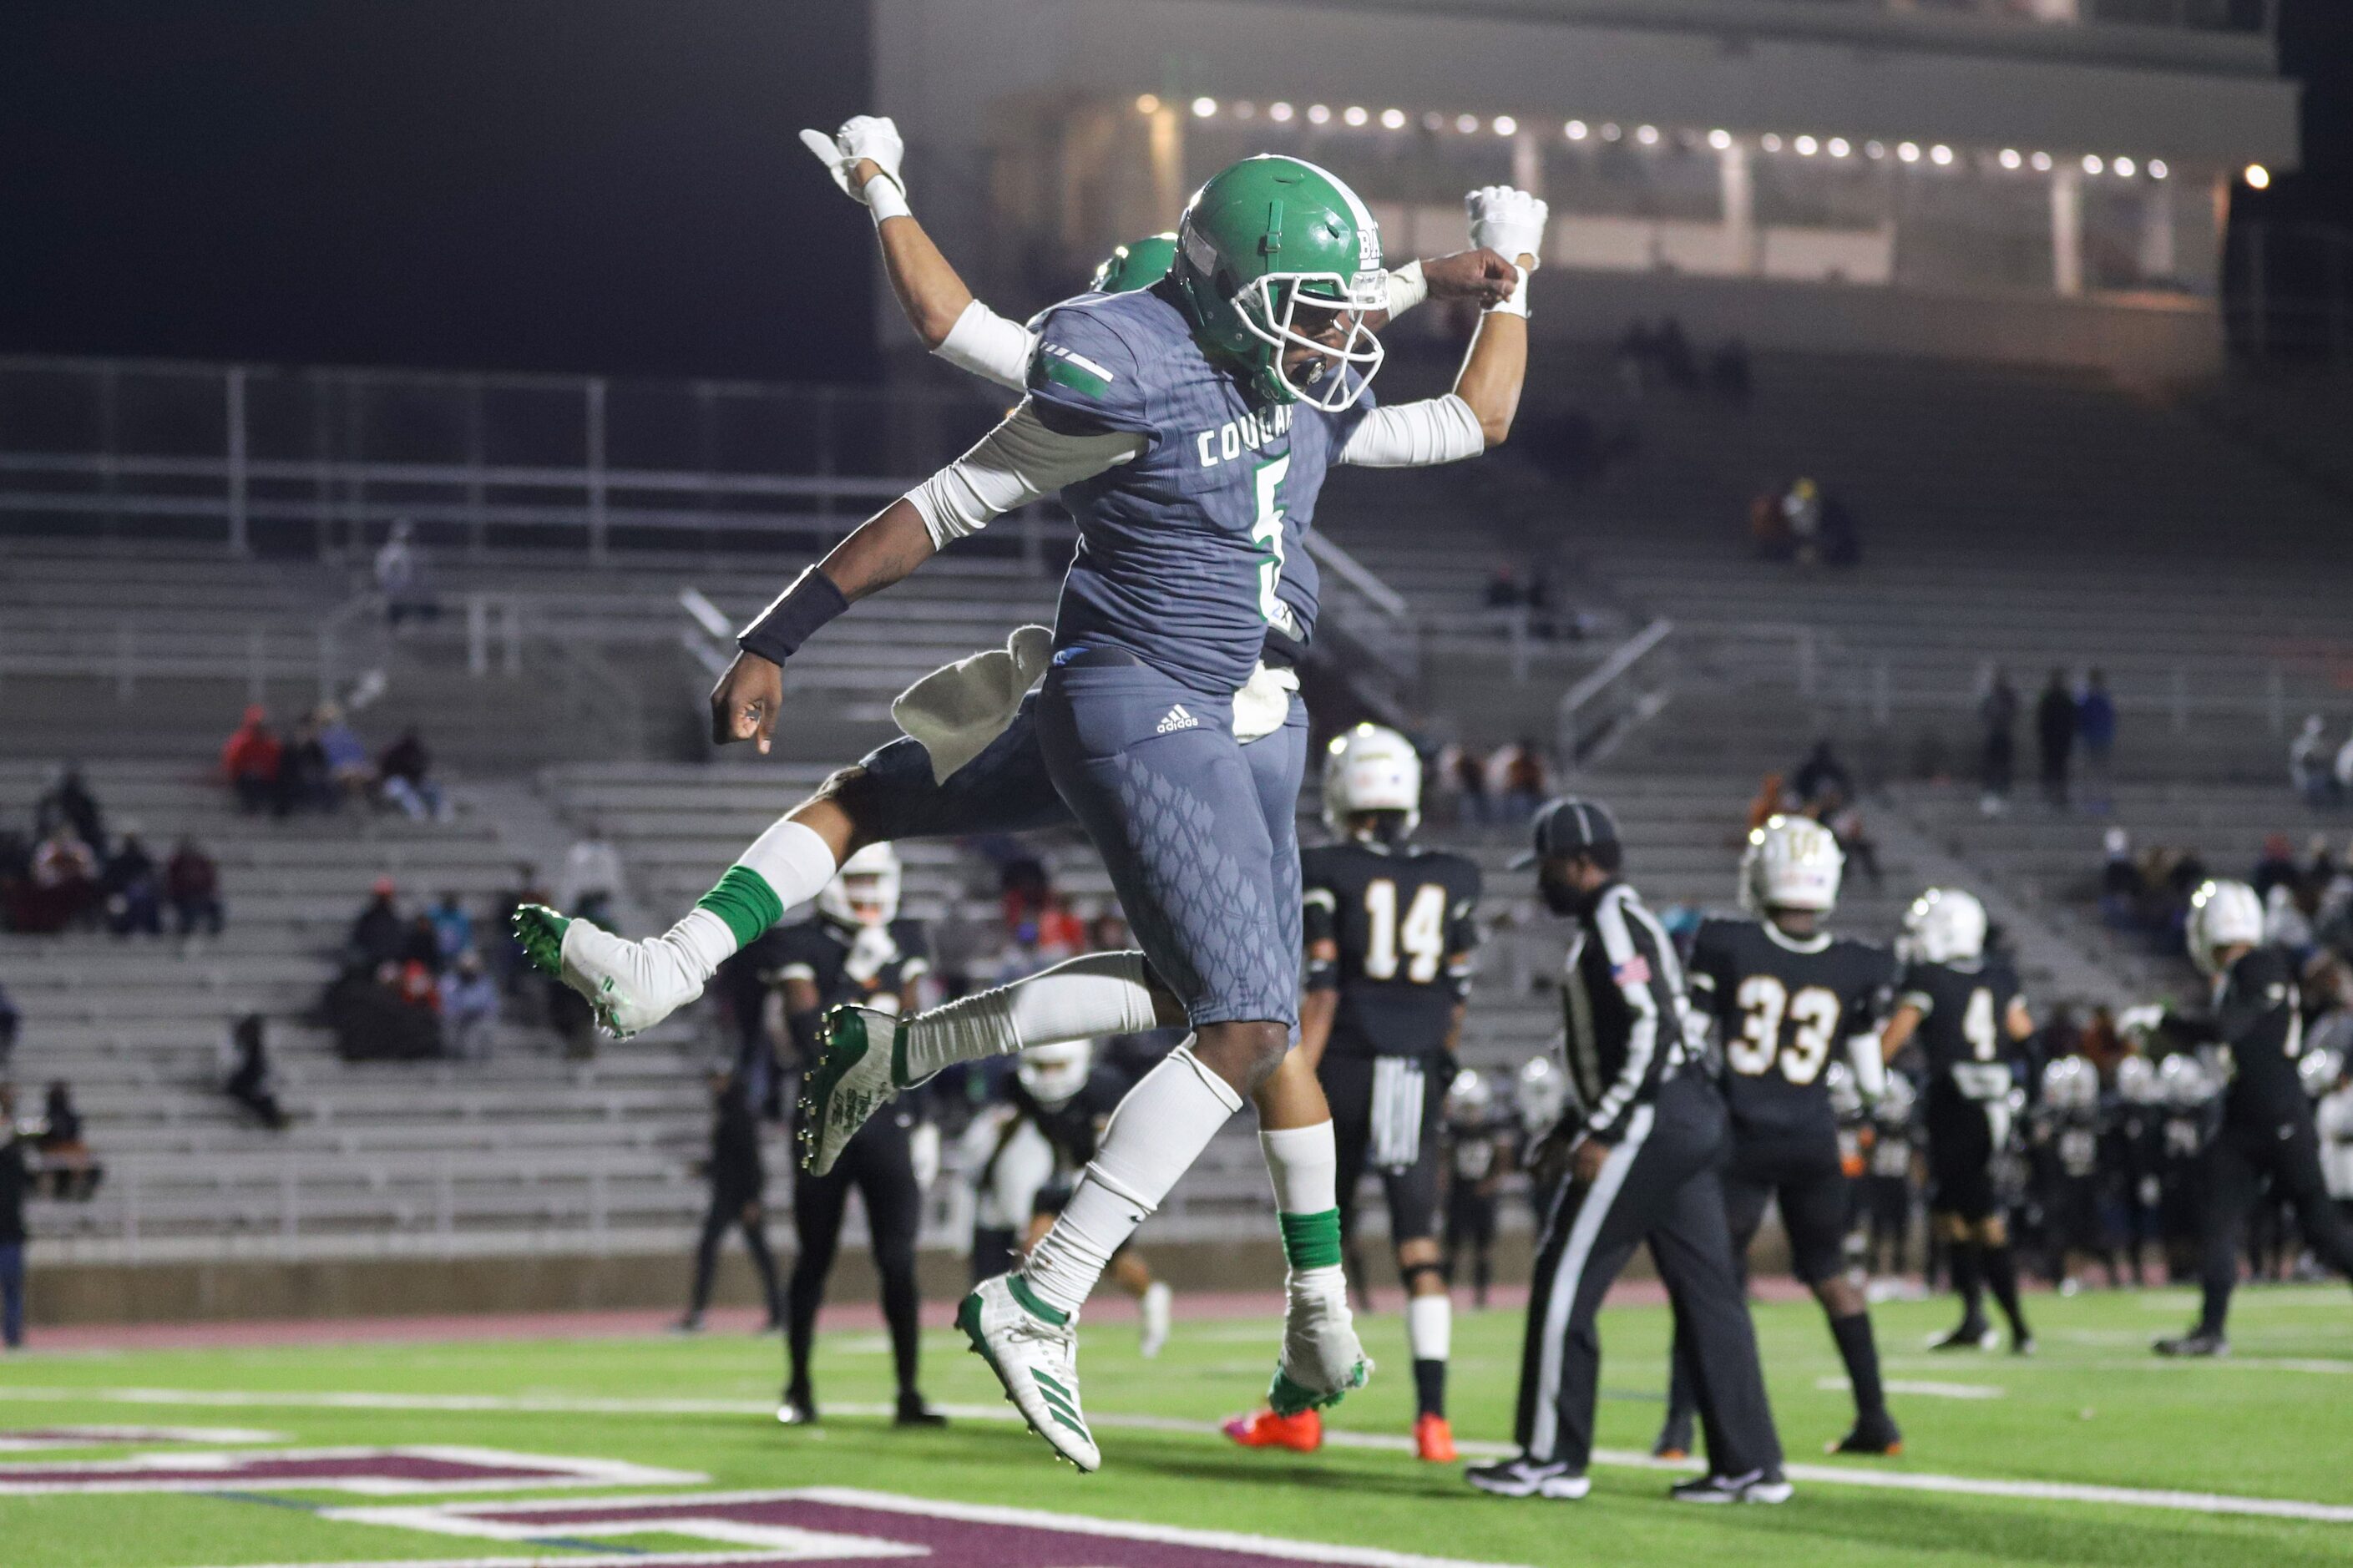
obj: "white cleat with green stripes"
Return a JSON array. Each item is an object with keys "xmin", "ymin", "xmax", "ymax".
[{"xmin": 958, "ymin": 1273, "xmax": 1099, "ymax": 1472}]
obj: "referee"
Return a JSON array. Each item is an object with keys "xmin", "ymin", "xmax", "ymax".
[{"xmin": 1469, "ymin": 798, "xmax": 1789, "ymax": 1505}]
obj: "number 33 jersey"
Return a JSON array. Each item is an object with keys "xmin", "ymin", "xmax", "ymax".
[
  {"xmin": 1301, "ymin": 839, "xmax": 1481, "ymax": 1059},
  {"xmin": 1687, "ymin": 916, "xmax": 1895, "ymax": 1144}
]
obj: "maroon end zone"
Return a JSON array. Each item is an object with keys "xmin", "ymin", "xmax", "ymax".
[{"xmin": 0, "ymin": 1444, "xmax": 700, "ymax": 1495}]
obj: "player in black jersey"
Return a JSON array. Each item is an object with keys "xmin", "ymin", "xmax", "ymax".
[
  {"xmin": 2032, "ymin": 1055, "xmax": 2118, "ymax": 1292},
  {"xmin": 1441, "ymin": 1070, "xmax": 1509, "ymax": 1310},
  {"xmin": 768, "ymin": 845, "xmax": 944, "ymax": 1428},
  {"xmin": 1229, "ymin": 724, "xmax": 1480, "ymax": 1464},
  {"xmin": 2125, "ymin": 881, "xmax": 2353, "ymax": 1356},
  {"xmin": 1656, "ymin": 817, "xmax": 1902, "ymax": 1458},
  {"xmin": 1878, "ymin": 888, "xmax": 2037, "ymax": 1354}
]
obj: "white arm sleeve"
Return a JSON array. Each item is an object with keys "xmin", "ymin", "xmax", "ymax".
[
  {"xmin": 934, "ymin": 301, "xmax": 1037, "ymax": 392},
  {"xmin": 1338, "ymin": 394, "xmax": 1485, "ymax": 468},
  {"xmin": 906, "ymin": 402, "xmax": 1143, "ymax": 548}
]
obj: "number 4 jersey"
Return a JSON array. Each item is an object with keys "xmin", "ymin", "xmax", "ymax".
[
  {"xmin": 1302, "ymin": 839, "xmax": 1481, "ymax": 1057},
  {"xmin": 1688, "ymin": 916, "xmax": 1895, "ymax": 1145},
  {"xmin": 1899, "ymin": 954, "xmax": 2026, "ymax": 1110}
]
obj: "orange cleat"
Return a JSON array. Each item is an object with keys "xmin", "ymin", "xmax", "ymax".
[
  {"xmin": 1222, "ymin": 1408, "xmax": 1323, "ymax": 1453},
  {"xmin": 1414, "ymin": 1413, "xmax": 1457, "ymax": 1463}
]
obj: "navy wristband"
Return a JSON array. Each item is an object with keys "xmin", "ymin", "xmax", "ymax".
[{"xmin": 738, "ymin": 567, "xmax": 850, "ymax": 665}]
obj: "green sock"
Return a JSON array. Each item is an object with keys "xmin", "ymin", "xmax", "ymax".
[
  {"xmin": 694, "ymin": 864, "xmax": 783, "ymax": 949},
  {"xmin": 1279, "ymin": 1209, "xmax": 1343, "ymax": 1274}
]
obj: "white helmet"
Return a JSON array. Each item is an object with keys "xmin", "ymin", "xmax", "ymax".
[
  {"xmin": 1445, "ymin": 1068, "xmax": 1494, "ymax": 1124},
  {"xmin": 2184, "ymin": 879, "xmax": 2262, "ymax": 978},
  {"xmin": 2157, "ymin": 1052, "xmax": 2215, "ymax": 1109},
  {"xmin": 1875, "ymin": 1071, "xmax": 1915, "ymax": 1124},
  {"xmin": 2114, "ymin": 1054, "xmax": 2158, "ymax": 1105},
  {"xmin": 817, "ymin": 842, "xmax": 902, "ymax": 929},
  {"xmin": 1322, "ymin": 723, "xmax": 1422, "ymax": 837},
  {"xmin": 1904, "ymin": 888, "xmax": 1987, "ymax": 965},
  {"xmin": 1825, "ymin": 1060, "xmax": 1862, "ymax": 1120},
  {"xmin": 1515, "ymin": 1055, "xmax": 1567, "ymax": 1137},
  {"xmin": 2300, "ymin": 1046, "xmax": 2345, "ymax": 1100},
  {"xmin": 1739, "ymin": 814, "xmax": 1844, "ymax": 916},
  {"xmin": 1016, "ymin": 1040, "xmax": 1094, "ymax": 1110},
  {"xmin": 2041, "ymin": 1055, "xmax": 2097, "ymax": 1114}
]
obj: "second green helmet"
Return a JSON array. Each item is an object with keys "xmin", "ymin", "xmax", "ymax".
[{"xmin": 1090, "ymin": 232, "xmax": 1179, "ymax": 294}]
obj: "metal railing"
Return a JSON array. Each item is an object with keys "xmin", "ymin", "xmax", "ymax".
[{"xmin": 1556, "ymin": 616, "xmax": 1676, "ymax": 770}]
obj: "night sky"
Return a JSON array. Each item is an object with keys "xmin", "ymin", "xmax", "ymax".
[
  {"xmin": 4, "ymin": 2, "xmax": 2349, "ymax": 380},
  {"xmin": 0, "ymin": 2, "xmax": 878, "ymax": 382}
]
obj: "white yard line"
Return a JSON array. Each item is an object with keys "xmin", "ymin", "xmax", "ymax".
[
  {"xmin": 3, "ymin": 1383, "xmax": 2350, "ymax": 1525},
  {"xmin": 1815, "ymin": 1376, "xmax": 2005, "ymax": 1400}
]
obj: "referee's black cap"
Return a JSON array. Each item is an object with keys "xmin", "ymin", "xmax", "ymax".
[{"xmin": 1510, "ymin": 796, "xmax": 1621, "ymax": 868}]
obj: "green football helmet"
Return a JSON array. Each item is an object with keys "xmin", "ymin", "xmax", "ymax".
[
  {"xmin": 1169, "ymin": 154, "xmax": 1387, "ymax": 411},
  {"xmin": 1090, "ymin": 232, "xmax": 1178, "ymax": 294}
]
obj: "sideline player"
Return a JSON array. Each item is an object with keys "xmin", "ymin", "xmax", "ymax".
[
  {"xmin": 1225, "ymin": 723, "xmax": 1480, "ymax": 1461},
  {"xmin": 1877, "ymin": 888, "xmax": 2037, "ymax": 1353},
  {"xmin": 1653, "ymin": 816, "xmax": 1901, "ymax": 1457},
  {"xmin": 2128, "ymin": 881, "xmax": 2353, "ymax": 1354},
  {"xmin": 1470, "ymin": 798, "xmax": 1788, "ymax": 1505},
  {"xmin": 517, "ymin": 122, "xmax": 1535, "ymax": 1443},
  {"xmin": 767, "ymin": 845, "xmax": 944, "ymax": 1428},
  {"xmin": 608, "ymin": 151, "xmax": 1541, "ymax": 1471}
]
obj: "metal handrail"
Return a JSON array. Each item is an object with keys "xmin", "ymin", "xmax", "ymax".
[{"xmin": 1556, "ymin": 615, "xmax": 1675, "ymax": 769}]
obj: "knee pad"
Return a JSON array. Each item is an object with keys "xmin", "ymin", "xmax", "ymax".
[{"xmin": 1400, "ymin": 1261, "xmax": 1447, "ymax": 1294}]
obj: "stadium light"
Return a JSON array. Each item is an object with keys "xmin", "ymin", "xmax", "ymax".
[
  {"xmin": 2113, "ymin": 156, "xmax": 2135, "ymax": 178},
  {"xmin": 1233, "ymin": 101, "xmax": 1257, "ymax": 120},
  {"xmin": 1827, "ymin": 137, "xmax": 1850, "ymax": 158},
  {"xmin": 1380, "ymin": 108, "xmax": 1406, "ymax": 129},
  {"xmin": 1636, "ymin": 124, "xmax": 1659, "ymax": 145},
  {"xmin": 1192, "ymin": 97, "xmax": 1217, "ymax": 119},
  {"xmin": 1343, "ymin": 105, "xmax": 1369, "ymax": 126},
  {"xmin": 1998, "ymin": 148, "xmax": 2022, "ymax": 169},
  {"xmin": 1456, "ymin": 113, "xmax": 1480, "ymax": 134},
  {"xmin": 2148, "ymin": 159, "xmax": 2168, "ymax": 180},
  {"xmin": 1930, "ymin": 144, "xmax": 1954, "ymax": 166},
  {"xmin": 1708, "ymin": 129, "xmax": 1732, "ymax": 150},
  {"xmin": 1269, "ymin": 102, "xmax": 1295, "ymax": 123},
  {"xmin": 1760, "ymin": 133, "xmax": 1783, "ymax": 152},
  {"xmin": 2031, "ymin": 150, "xmax": 2053, "ymax": 172},
  {"xmin": 1135, "ymin": 94, "xmax": 1161, "ymax": 115},
  {"xmin": 1308, "ymin": 103, "xmax": 1332, "ymax": 124},
  {"xmin": 1494, "ymin": 115, "xmax": 1519, "ymax": 136},
  {"xmin": 2081, "ymin": 154, "xmax": 2103, "ymax": 175},
  {"xmin": 2244, "ymin": 163, "xmax": 2270, "ymax": 189},
  {"xmin": 1601, "ymin": 122, "xmax": 1622, "ymax": 141},
  {"xmin": 1865, "ymin": 140, "xmax": 1886, "ymax": 160},
  {"xmin": 1794, "ymin": 134, "xmax": 1818, "ymax": 157},
  {"xmin": 1897, "ymin": 141, "xmax": 1920, "ymax": 164},
  {"xmin": 1566, "ymin": 119, "xmax": 1589, "ymax": 140}
]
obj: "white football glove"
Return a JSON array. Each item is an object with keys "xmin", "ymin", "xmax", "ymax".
[
  {"xmin": 797, "ymin": 114, "xmax": 906, "ymax": 205},
  {"xmin": 2116, "ymin": 1004, "xmax": 2167, "ymax": 1039},
  {"xmin": 843, "ymin": 922, "xmax": 902, "ymax": 986},
  {"xmin": 1466, "ymin": 185, "xmax": 1548, "ymax": 270},
  {"xmin": 908, "ymin": 1120, "xmax": 941, "ymax": 1191}
]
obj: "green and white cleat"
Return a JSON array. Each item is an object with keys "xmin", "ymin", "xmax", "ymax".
[
  {"xmin": 958, "ymin": 1274, "xmax": 1098, "ymax": 1472},
  {"xmin": 511, "ymin": 904, "xmax": 701, "ymax": 1040},
  {"xmin": 798, "ymin": 1004, "xmax": 908, "ymax": 1176},
  {"xmin": 1267, "ymin": 1275, "xmax": 1372, "ymax": 1417}
]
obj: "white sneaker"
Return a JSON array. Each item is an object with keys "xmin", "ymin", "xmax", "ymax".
[
  {"xmin": 798, "ymin": 1006, "xmax": 906, "ymax": 1177},
  {"xmin": 513, "ymin": 907, "xmax": 701, "ymax": 1040},
  {"xmin": 959, "ymin": 1274, "xmax": 1099, "ymax": 1471},
  {"xmin": 1138, "ymin": 1282, "xmax": 1172, "ymax": 1360},
  {"xmin": 1268, "ymin": 1269, "xmax": 1372, "ymax": 1416}
]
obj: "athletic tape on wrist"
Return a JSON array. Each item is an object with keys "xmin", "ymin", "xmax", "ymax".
[
  {"xmin": 1486, "ymin": 263, "xmax": 1531, "ymax": 318},
  {"xmin": 864, "ymin": 174, "xmax": 911, "ymax": 224},
  {"xmin": 738, "ymin": 565, "xmax": 850, "ymax": 665},
  {"xmin": 1382, "ymin": 260, "xmax": 1428, "ymax": 319}
]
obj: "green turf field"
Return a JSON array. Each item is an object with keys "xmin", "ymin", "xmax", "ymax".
[{"xmin": 2, "ymin": 1283, "xmax": 2348, "ymax": 1566}]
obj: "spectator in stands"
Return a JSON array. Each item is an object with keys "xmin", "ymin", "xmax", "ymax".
[
  {"xmin": 1442, "ymin": 743, "xmax": 1490, "ymax": 826},
  {"xmin": 220, "ymin": 707, "xmax": 284, "ymax": 817},
  {"xmin": 375, "ymin": 518, "xmax": 438, "ymax": 628},
  {"xmin": 277, "ymin": 713, "xmax": 331, "ymax": 818},
  {"xmin": 2076, "ymin": 670, "xmax": 2117, "ymax": 812},
  {"xmin": 1744, "ymin": 771, "xmax": 1793, "ymax": 835},
  {"xmin": 0, "ymin": 980, "xmax": 18, "ymax": 1069},
  {"xmin": 33, "ymin": 766, "xmax": 105, "ymax": 857},
  {"xmin": 314, "ymin": 704, "xmax": 374, "ymax": 808},
  {"xmin": 559, "ymin": 826, "xmax": 625, "ymax": 930},
  {"xmin": 2036, "ymin": 668, "xmax": 2077, "ymax": 809},
  {"xmin": 1792, "ymin": 741, "xmax": 1854, "ymax": 812},
  {"xmin": 377, "ymin": 728, "xmax": 447, "ymax": 822},
  {"xmin": 2100, "ymin": 828, "xmax": 2143, "ymax": 928},
  {"xmin": 438, "ymin": 950, "xmax": 500, "ymax": 1060},
  {"xmin": 1782, "ymin": 478, "xmax": 1824, "ymax": 564},
  {"xmin": 324, "ymin": 960, "xmax": 443, "ymax": 1062},
  {"xmin": 1824, "ymin": 795, "xmax": 1883, "ymax": 888},
  {"xmin": 2254, "ymin": 834, "xmax": 2301, "ymax": 904},
  {"xmin": 1491, "ymin": 738, "xmax": 1550, "ymax": 822},
  {"xmin": 222, "ymin": 1013, "xmax": 288, "ymax": 1130},
  {"xmin": 34, "ymin": 1083, "xmax": 99, "ymax": 1201},
  {"xmin": 678, "ymin": 1067, "xmax": 782, "ymax": 1334},
  {"xmin": 2337, "ymin": 726, "xmax": 2353, "ymax": 808},
  {"xmin": 165, "ymin": 837, "xmax": 224, "ymax": 939},
  {"xmin": 347, "ymin": 878, "xmax": 407, "ymax": 970},
  {"xmin": 1818, "ymin": 490, "xmax": 1861, "ymax": 569},
  {"xmin": 0, "ymin": 829, "xmax": 29, "ymax": 934},
  {"xmin": 489, "ymin": 862, "xmax": 549, "ymax": 996},
  {"xmin": 1979, "ymin": 667, "xmax": 2019, "ymax": 817},
  {"xmin": 427, "ymin": 891, "xmax": 473, "ymax": 964},
  {"xmin": 2291, "ymin": 716, "xmax": 2335, "ymax": 810},
  {"xmin": 101, "ymin": 829, "xmax": 163, "ymax": 938},
  {"xmin": 25, "ymin": 827, "xmax": 100, "ymax": 934},
  {"xmin": 0, "ymin": 1086, "xmax": 25, "ymax": 1350},
  {"xmin": 1748, "ymin": 487, "xmax": 1795, "ymax": 562}
]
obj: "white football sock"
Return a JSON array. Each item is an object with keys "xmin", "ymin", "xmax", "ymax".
[
  {"xmin": 647, "ymin": 817, "xmax": 840, "ymax": 997},
  {"xmin": 1021, "ymin": 1044, "xmax": 1242, "ymax": 1317},
  {"xmin": 900, "ymin": 949, "xmax": 1160, "ymax": 1084},
  {"xmin": 1408, "ymin": 1292, "xmax": 1452, "ymax": 1363},
  {"xmin": 739, "ymin": 817, "xmax": 841, "ymax": 917},
  {"xmin": 1259, "ymin": 1122, "xmax": 1338, "ymax": 1215}
]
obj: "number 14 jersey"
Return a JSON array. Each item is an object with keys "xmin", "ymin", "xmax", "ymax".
[
  {"xmin": 1302, "ymin": 839, "xmax": 1482, "ymax": 1059},
  {"xmin": 1688, "ymin": 915, "xmax": 1895, "ymax": 1144}
]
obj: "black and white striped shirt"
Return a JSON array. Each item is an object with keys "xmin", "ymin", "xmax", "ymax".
[{"xmin": 1559, "ymin": 881, "xmax": 1693, "ymax": 1143}]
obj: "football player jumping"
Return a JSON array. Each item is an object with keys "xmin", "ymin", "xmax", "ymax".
[
  {"xmin": 1878, "ymin": 888, "xmax": 2037, "ymax": 1355},
  {"xmin": 1653, "ymin": 816, "xmax": 1902, "ymax": 1459},
  {"xmin": 519, "ymin": 128, "xmax": 1543, "ymax": 1470},
  {"xmin": 1225, "ymin": 723, "xmax": 1482, "ymax": 1462}
]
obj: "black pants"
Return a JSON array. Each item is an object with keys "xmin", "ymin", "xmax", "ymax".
[
  {"xmin": 788, "ymin": 1111, "xmax": 923, "ymax": 1399},
  {"xmin": 1513, "ymin": 1074, "xmax": 1781, "ymax": 1475},
  {"xmin": 1866, "ymin": 1173, "xmax": 1911, "ymax": 1274},
  {"xmin": 1323, "ymin": 1051, "xmax": 1448, "ymax": 1258},
  {"xmin": 2198, "ymin": 1115, "xmax": 2353, "ymax": 1335},
  {"xmin": 1445, "ymin": 1185, "xmax": 1499, "ymax": 1303},
  {"xmin": 689, "ymin": 1186, "xmax": 780, "ymax": 1320}
]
